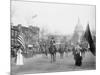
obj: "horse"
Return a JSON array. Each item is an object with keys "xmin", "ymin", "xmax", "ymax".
[{"xmin": 48, "ymin": 44, "xmax": 57, "ymax": 63}]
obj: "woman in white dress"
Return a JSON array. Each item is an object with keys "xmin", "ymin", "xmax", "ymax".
[{"xmin": 16, "ymin": 47, "xmax": 24, "ymax": 65}]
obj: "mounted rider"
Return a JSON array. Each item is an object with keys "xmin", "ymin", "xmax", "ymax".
[{"xmin": 49, "ymin": 37, "xmax": 57, "ymax": 63}]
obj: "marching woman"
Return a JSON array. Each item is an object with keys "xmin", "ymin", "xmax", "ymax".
[
  {"xmin": 73, "ymin": 44, "xmax": 83, "ymax": 66},
  {"xmin": 16, "ymin": 46, "xmax": 24, "ymax": 65}
]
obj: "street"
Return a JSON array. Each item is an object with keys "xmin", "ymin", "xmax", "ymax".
[{"xmin": 11, "ymin": 51, "xmax": 95, "ymax": 75}]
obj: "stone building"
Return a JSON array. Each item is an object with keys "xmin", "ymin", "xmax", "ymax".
[{"xmin": 71, "ymin": 18, "xmax": 84, "ymax": 44}]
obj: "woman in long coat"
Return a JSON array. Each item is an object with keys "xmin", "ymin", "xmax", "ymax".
[{"xmin": 74, "ymin": 45, "xmax": 82, "ymax": 66}]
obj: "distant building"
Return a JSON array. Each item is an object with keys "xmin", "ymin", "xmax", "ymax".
[
  {"xmin": 11, "ymin": 24, "xmax": 40, "ymax": 49},
  {"xmin": 71, "ymin": 18, "xmax": 84, "ymax": 44},
  {"xmin": 11, "ymin": 25, "xmax": 19, "ymax": 48}
]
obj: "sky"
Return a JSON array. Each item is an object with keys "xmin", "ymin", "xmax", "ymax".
[{"xmin": 11, "ymin": 0, "xmax": 96, "ymax": 35}]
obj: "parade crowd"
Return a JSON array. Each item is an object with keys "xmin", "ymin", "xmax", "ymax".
[{"xmin": 11, "ymin": 24, "xmax": 95, "ymax": 67}]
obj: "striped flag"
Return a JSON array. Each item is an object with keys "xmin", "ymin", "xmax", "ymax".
[
  {"xmin": 84, "ymin": 24, "xmax": 95, "ymax": 56},
  {"xmin": 17, "ymin": 32, "xmax": 25, "ymax": 49}
]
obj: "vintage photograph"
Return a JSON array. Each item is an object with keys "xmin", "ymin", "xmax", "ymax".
[{"xmin": 11, "ymin": 0, "xmax": 96, "ymax": 75}]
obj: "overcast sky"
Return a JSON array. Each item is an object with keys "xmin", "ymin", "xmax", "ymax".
[{"xmin": 11, "ymin": 0, "xmax": 96, "ymax": 35}]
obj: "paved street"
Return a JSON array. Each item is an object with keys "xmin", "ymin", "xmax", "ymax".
[{"xmin": 11, "ymin": 52, "xmax": 96, "ymax": 75}]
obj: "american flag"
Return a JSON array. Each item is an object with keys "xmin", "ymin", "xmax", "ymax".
[{"xmin": 17, "ymin": 31, "xmax": 25, "ymax": 50}]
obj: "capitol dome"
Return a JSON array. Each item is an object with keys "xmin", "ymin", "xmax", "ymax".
[
  {"xmin": 74, "ymin": 18, "xmax": 83, "ymax": 33},
  {"xmin": 71, "ymin": 18, "xmax": 84, "ymax": 44}
]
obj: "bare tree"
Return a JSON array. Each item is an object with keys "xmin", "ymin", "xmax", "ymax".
[{"xmin": 25, "ymin": 13, "xmax": 37, "ymax": 25}]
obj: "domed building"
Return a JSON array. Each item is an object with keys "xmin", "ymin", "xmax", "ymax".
[
  {"xmin": 74, "ymin": 18, "xmax": 83, "ymax": 34},
  {"xmin": 71, "ymin": 18, "xmax": 84, "ymax": 44}
]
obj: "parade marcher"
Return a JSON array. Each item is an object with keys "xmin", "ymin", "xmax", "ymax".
[
  {"xmin": 11, "ymin": 47, "xmax": 17, "ymax": 64},
  {"xmin": 59, "ymin": 44, "xmax": 65, "ymax": 59},
  {"xmin": 16, "ymin": 46, "xmax": 24, "ymax": 65},
  {"xmin": 50, "ymin": 37, "xmax": 55, "ymax": 45},
  {"xmin": 73, "ymin": 44, "xmax": 83, "ymax": 66},
  {"xmin": 13, "ymin": 47, "xmax": 17, "ymax": 63},
  {"xmin": 49, "ymin": 37, "xmax": 57, "ymax": 63}
]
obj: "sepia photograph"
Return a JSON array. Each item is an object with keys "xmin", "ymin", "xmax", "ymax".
[{"xmin": 11, "ymin": 0, "xmax": 96, "ymax": 75}]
